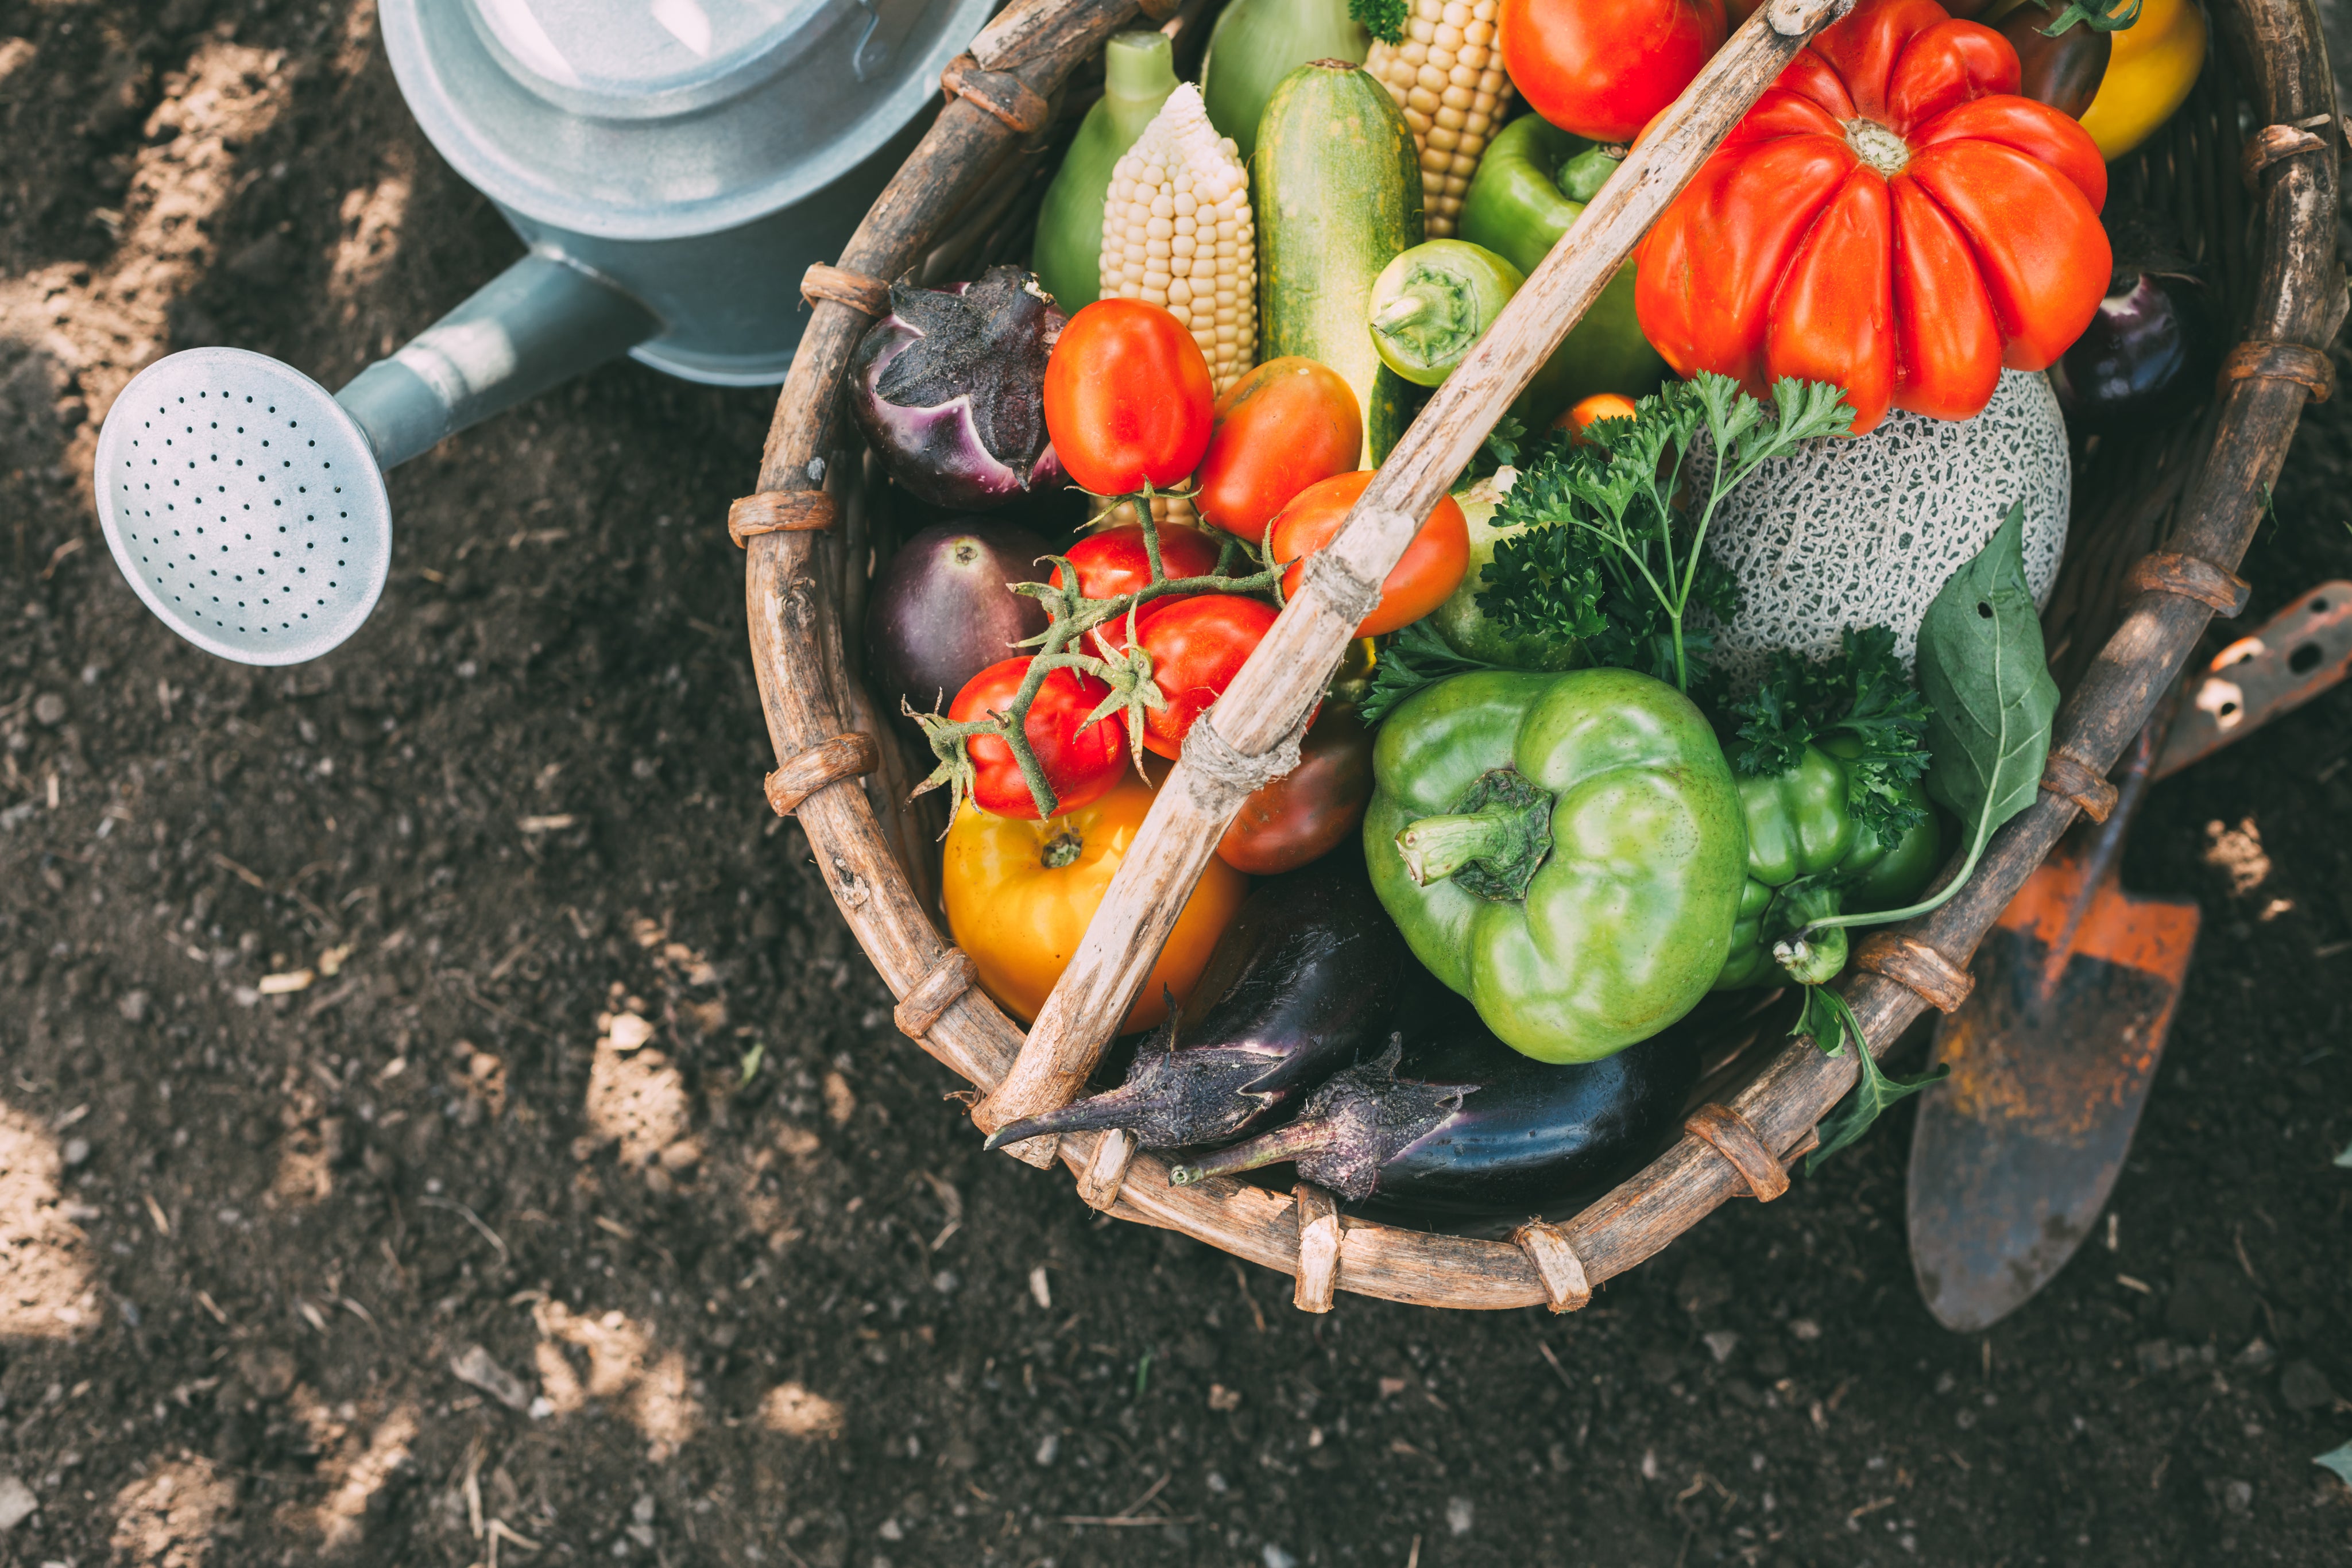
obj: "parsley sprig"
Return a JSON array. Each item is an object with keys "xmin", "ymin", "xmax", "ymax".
[
  {"xmin": 1725, "ymin": 626, "xmax": 1932, "ymax": 847},
  {"xmin": 1348, "ymin": 0, "xmax": 1410, "ymax": 45},
  {"xmin": 1475, "ymin": 373, "xmax": 1855, "ymax": 694}
]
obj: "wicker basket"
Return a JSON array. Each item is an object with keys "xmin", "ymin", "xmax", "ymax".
[{"xmin": 737, "ymin": 0, "xmax": 2345, "ymax": 1313}]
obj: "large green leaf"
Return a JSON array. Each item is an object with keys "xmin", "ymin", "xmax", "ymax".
[{"xmin": 1917, "ymin": 501, "xmax": 2060, "ymax": 861}]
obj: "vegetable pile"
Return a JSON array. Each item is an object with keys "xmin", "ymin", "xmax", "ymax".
[{"xmin": 849, "ymin": 0, "xmax": 2211, "ymax": 1209}]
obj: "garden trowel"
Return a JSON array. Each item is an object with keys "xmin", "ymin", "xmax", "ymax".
[{"xmin": 1906, "ymin": 583, "xmax": 2352, "ymax": 1332}]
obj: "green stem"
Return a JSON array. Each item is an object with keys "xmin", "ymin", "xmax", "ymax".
[
  {"xmin": 1793, "ymin": 827, "xmax": 1993, "ymax": 940},
  {"xmin": 1166, "ymin": 1117, "xmax": 1334, "ymax": 1186}
]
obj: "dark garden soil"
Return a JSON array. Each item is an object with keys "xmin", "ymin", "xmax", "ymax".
[{"xmin": 2, "ymin": 3, "xmax": 2351, "ymax": 1565}]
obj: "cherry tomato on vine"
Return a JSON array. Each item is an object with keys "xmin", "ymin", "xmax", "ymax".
[
  {"xmin": 1270, "ymin": 471, "xmax": 1470, "ymax": 639},
  {"xmin": 1133, "ymin": 594, "xmax": 1281, "ymax": 759},
  {"xmin": 1194, "ymin": 357, "xmax": 1363, "ymax": 539},
  {"xmin": 949, "ymin": 656, "xmax": 1128, "ymax": 819},
  {"xmin": 1050, "ymin": 522, "xmax": 1224, "ymax": 601},
  {"xmin": 1500, "ymin": 0, "xmax": 1728, "ymax": 144},
  {"xmin": 1042, "ymin": 299, "xmax": 1216, "ymax": 496}
]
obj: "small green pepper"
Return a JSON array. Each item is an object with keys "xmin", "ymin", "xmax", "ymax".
[
  {"xmin": 1715, "ymin": 738, "xmax": 1944, "ymax": 990},
  {"xmin": 1366, "ymin": 240, "xmax": 1526, "ymax": 388},
  {"xmin": 1457, "ymin": 117, "xmax": 1668, "ymax": 429},
  {"xmin": 1364, "ymin": 668, "xmax": 1749, "ymax": 1064}
]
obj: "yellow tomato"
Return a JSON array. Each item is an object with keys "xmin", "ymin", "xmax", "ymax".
[
  {"xmin": 942, "ymin": 776, "xmax": 1249, "ymax": 1032},
  {"xmin": 2078, "ymin": 0, "xmax": 2208, "ymax": 161}
]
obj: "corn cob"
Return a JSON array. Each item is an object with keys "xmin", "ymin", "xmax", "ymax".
[
  {"xmin": 1363, "ymin": 0, "xmax": 1514, "ymax": 239},
  {"xmin": 1100, "ymin": 83, "xmax": 1257, "ymax": 396}
]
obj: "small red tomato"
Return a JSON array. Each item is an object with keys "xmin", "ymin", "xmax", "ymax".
[
  {"xmin": 1194, "ymin": 357, "xmax": 1364, "ymax": 539},
  {"xmin": 1270, "ymin": 471, "xmax": 1471, "ymax": 639},
  {"xmin": 1042, "ymin": 299, "xmax": 1216, "ymax": 496},
  {"xmin": 1216, "ymin": 705, "xmax": 1375, "ymax": 875},
  {"xmin": 1500, "ymin": 0, "xmax": 1728, "ymax": 143},
  {"xmin": 949, "ymin": 656, "xmax": 1128, "ymax": 819},
  {"xmin": 1050, "ymin": 523, "xmax": 1225, "ymax": 601},
  {"xmin": 1134, "ymin": 594, "xmax": 1281, "ymax": 760}
]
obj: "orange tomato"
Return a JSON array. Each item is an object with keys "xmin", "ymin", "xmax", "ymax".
[
  {"xmin": 1194, "ymin": 357, "xmax": 1363, "ymax": 539},
  {"xmin": 942, "ymin": 776, "xmax": 1248, "ymax": 1032},
  {"xmin": 1270, "ymin": 471, "xmax": 1470, "ymax": 638},
  {"xmin": 1556, "ymin": 391, "xmax": 1641, "ymax": 439}
]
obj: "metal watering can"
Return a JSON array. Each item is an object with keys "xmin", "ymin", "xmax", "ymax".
[{"xmin": 92, "ymin": 0, "xmax": 993, "ymax": 665}]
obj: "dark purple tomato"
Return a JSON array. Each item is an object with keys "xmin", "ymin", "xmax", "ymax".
[
  {"xmin": 1997, "ymin": 7, "xmax": 2111, "ymax": 119},
  {"xmin": 865, "ymin": 521, "xmax": 1052, "ymax": 722},
  {"xmin": 2049, "ymin": 269, "xmax": 2219, "ymax": 435}
]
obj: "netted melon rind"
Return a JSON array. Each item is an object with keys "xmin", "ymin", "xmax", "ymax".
[{"xmin": 1704, "ymin": 370, "xmax": 2069, "ymax": 692}]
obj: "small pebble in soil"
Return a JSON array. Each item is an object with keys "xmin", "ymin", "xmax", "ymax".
[
  {"xmin": 61, "ymin": 1139, "xmax": 88, "ymax": 1167},
  {"xmin": 30, "ymin": 693, "xmax": 65, "ymax": 727},
  {"xmin": 1447, "ymin": 1497, "xmax": 1474, "ymax": 1535}
]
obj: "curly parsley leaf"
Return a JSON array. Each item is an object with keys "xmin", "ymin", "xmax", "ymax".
[
  {"xmin": 1359, "ymin": 621, "xmax": 1499, "ymax": 728},
  {"xmin": 1461, "ymin": 413, "xmax": 1526, "ymax": 487},
  {"xmin": 1348, "ymin": 0, "xmax": 1409, "ymax": 44},
  {"xmin": 1726, "ymin": 626, "xmax": 1932, "ymax": 846}
]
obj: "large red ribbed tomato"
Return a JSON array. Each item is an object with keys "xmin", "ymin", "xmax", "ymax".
[{"xmin": 1633, "ymin": 0, "xmax": 2110, "ymax": 432}]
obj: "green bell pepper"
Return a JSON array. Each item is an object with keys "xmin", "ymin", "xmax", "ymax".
[
  {"xmin": 1458, "ymin": 117, "xmax": 1668, "ymax": 429},
  {"xmin": 1715, "ymin": 738, "xmax": 1944, "ymax": 990},
  {"xmin": 1364, "ymin": 668, "xmax": 1750, "ymax": 1063}
]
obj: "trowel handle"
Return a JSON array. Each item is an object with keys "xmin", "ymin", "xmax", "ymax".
[{"xmin": 334, "ymin": 249, "xmax": 660, "ymax": 470}]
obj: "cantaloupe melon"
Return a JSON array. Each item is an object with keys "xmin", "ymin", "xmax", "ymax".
[{"xmin": 1705, "ymin": 370, "xmax": 2069, "ymax": 690}]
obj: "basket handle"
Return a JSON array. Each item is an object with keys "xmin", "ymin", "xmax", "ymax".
[{"xmin": 974, "ymin": 0, "xmax": 1862, "ymax": 1142}]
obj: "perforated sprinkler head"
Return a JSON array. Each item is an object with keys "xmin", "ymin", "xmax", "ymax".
[{"xmin": 95, "ymin": 348, "xmax": 392, "ymax": 667}]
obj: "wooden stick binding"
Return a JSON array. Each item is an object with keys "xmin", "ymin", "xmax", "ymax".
[
  {"xmin": 730, "ymin": 491, "xmax": 838, "ymax": 547},
  {"xmin": 941, "ymin": 52, "xmax": 1052, "ymax": 135},
  {"xmin": 2038, "ymin": 746, "xmax": 2120, "ymax": 823},
  {"xmin": 1512, "ymin": 1221, "xmax": 1593, "ymax": 1313},
  {"xmin": 2124, "ymin": 551, "xmax": 2254, "ymax": 616},
  {"xmin": 1077, "ymin": 1128, "xmax": 1138, "ymax": 1211},
  {"xmin": 2242, "ymin": 115, "xmax": 2335, "ymax": 187},
  {"xmin": 1853, "ymin": 932, "xmax": 1975, "ymax": 1014},
  {"xmin": 765, "ymin": 734, "xmax": 880, "ymax": 817},
  {"xmin": 2219, "ymin": 338, "xmax": 2336, "ymax": 400},
  {"xmin": 1293, "ymin": 1184, "xmax": 1343, "ymax": 1313},
  {"xmin": 1683, "ymin": 1104, "xmax": 1792, "ymax": 1202},
  {"xmin": 892, "ymin": 948, "xmax": 980, "ymax": 1040},
  {"xmin": 800, "ymin": 264, "xmax": 894, "ymax": 317}
]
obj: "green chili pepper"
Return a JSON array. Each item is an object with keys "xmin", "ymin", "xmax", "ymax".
[
  {"xmin": 1457, "ymin": 117, "xmax": 1668, "ymax": 429},
  {"xmin": 1364, "ymin": 667, "xmax": 1748, "ymax": 1064},
  {"xmin": 1715, "ymin": 737, "xmax": 1944, "ymax": 990}
]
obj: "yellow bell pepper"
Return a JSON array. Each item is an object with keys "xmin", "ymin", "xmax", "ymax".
[{"xmin": 2078, "ymin": 0, "xmax": 2208, "ymax": 161}]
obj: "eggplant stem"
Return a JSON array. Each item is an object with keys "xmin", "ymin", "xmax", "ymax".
[
  {"xmin": 981, "ymin": 1085, "xmax": 1144, "ymax": 1151},
  {"xmin": 1165, "ymin": 1117, "xmax": 1334, "ymax": 1187}
]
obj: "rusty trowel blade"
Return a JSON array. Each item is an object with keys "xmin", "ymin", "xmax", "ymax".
[{"xmin": 1906, "ymin": 851, "xmax": 2199, "ymax": 1333}]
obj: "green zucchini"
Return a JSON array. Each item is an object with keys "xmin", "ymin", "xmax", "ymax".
[
  {"xmin": 1200, "ymin": 0, "xmax": 1367, "ymax": 166},
  {"xmin": 1367, "ymin": 364, "xmax": 1429, "ymax": 466},
  {"xmin": 1254, "ymin": 60, "xmax": 1423, "ymax": 466}
]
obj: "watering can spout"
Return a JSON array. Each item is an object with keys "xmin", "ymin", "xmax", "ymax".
[
  {"xmin": 92, "ymin": 249, "xmax": 659, "ymax": 665},
  {"xmin": 335, "ymin": 249, "xmax": 660, "ymax": 470}
]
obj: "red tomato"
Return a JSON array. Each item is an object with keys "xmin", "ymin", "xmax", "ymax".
[
  {"xmin": 1134, "ymin": 594, "xmax": 1281, "ymax": 759},
  {"xmin": 1216, "ymin": 705, "xmax": 1375, "ymax": 875},
  {"xmin": 1500, "ymin": 0, "xmax": 1728, "ymax": 143},
  {"xmin": 1194, "ymin": 357, "xmax": 1363, "ymax": 539},
  {"xmin": 1042, "ymin": 299, "xmax": 1216, "ymax": 495},
  {"xmin": 1050, "ymin": 522, "xmax": 1224, "ymax": 601},
  {"xmin": 949, "ymin": 656, "xmax": 1128, "ymax": 819},
  {"xmin": 1633, "ymin": 0, "xmax": 2109, "ymax": 432},
  {"xmin": 1270, "ymin": 471, "xmax": 1470, "ymax": 640}
]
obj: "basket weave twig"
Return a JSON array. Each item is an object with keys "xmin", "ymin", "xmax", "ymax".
[{"xmin": 739, "ymin": 0, "xmax": 2344, "ymax": 1311}]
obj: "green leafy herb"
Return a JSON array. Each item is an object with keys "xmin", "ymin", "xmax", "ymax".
[
  {"xmin": 1360, "ymin": 620, "xmax": 1498, "ymax": 727},
  {"xmin": 1476, "ymin": 373, "xmax": 1852, "ymax": 693},
  {"xmin": 2317, "ymin": 1439, "xmax": 2352, "ymax": 1489},
  {"xmin": 1461, "ymin": 412, "xmax": 1526, "ymax": 487},
  {"xmin": 1727, "ymin": 626, "xmax": 1932, "ymax": 846},
  {"xmin": 1348, "ymin": 0, "xmax": 1409, "ymax": 45},
  {"xmin": 1780, "ymin": 503, "xmax": 2059, "ymax": 951},
  {"xmin": 2035, "ymin": 0, "xmax": 2142, "ymax": 37},
  {"xmin": 1800, "ymin": 984, "xmax": 1948, "ymax": 1172}
]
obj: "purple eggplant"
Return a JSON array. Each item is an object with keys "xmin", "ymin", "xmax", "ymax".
[
  {"xmin": 981, "ymin": 861, "xmax": 1413, "ymax": 1152},
  {"xmin": 1167, "ymin": 983, "xmax": 1709, "ymax": 1221},
  {"xmin": 848, "ymin": 267, "xmax": 1067, "ymax": 511},
  {"xmin": 2049, "ymin": 251, "xmax": 2219, "ymax": 435},
  {"xmin": 866, "ymin": 520, "xmax": 1053, "ymax": 720}
]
